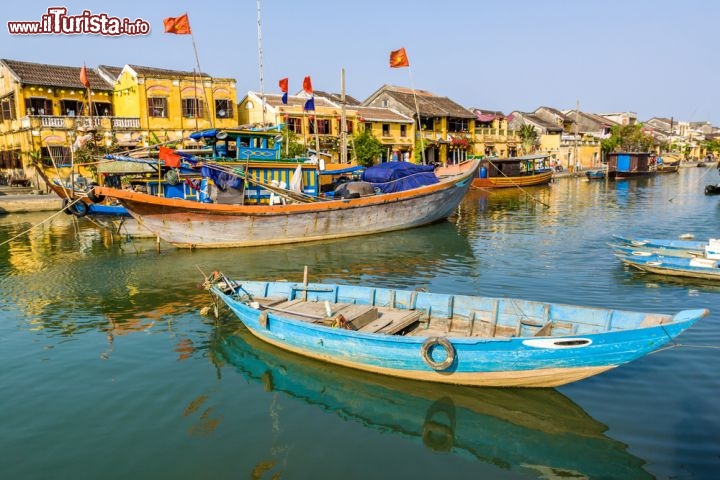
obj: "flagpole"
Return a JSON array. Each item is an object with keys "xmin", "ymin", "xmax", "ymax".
[
  {"xmin": 193, "ymin": 68, "xmax": 199, "ymax": 131},
  {"xmin": 407, "ymin": 67, "xmax": 425, "ymax": 164},
  {"xmin": 340, "ymin": 68, "xmax": 347, "ymax": 164},
  {"xmin": 256, "ymin": 0, "xmax": 267, "ymax": 126},
  {"xmin": 187, "ymin": 13, "xmax": 213, "ymax": 128},
  {"xmin": 303, "ymin": 109, "xmax": 308, "ymax": 156}
]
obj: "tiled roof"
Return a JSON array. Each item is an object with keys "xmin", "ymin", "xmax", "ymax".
[
  {"xmin": 314, "ymin": 90, "xmax": 362, "ymax": 106},
  {"xmin": 252, "ymin": 93, "xmax": 339, "ymax": 110},
  {"xmin": 354, "ymin": 106, "xmax": 412, "ymax": 122},
  {"xmin": 126, "ymin": 64, "xmax": 211, "ymax": 78},
  {"xmin": 513, "ymin": 112, "xmax": 564, "ymax": 132},
  {"xmin": 377, "ymin": 85, "xmax": 474, "ymax": 118},
  {"xmin": 535, "ymin": 106, "xmax": 571, "ymax": 121},
  {"xmin": 1, "ymin": 58, "xmax": 112, "ymax": 90},
  {"xmin": 97, "ymin": 65, "xmax": 123, "ymax": 81}
]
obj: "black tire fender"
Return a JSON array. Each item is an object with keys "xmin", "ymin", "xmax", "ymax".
[
  {"xmin": 420, "ymin": 336, "xmax": 455, "ymax": 371},
  {"xmin": 62, "ymin": 198, "xmax": 73, "ymax": 215},
  {"xmin": 87, "ymin": 183, "xmax": 105, "ymax": 203}
]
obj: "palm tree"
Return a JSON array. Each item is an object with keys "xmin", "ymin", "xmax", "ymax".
[{"xmin": 519, "ymin": 124, "xmax": 539, "ymax": 154}]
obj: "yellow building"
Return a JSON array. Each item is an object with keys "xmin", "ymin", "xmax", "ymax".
[
  {"xmin": 0, "ymin": 58, "xmax": 115, "ymax": 186},
  {"xmin": 238, "ymin": 91, "xmax": 415, "ymax": 163},
  {"xmin": 363, "ymin": 85, "xmax": 475, "ymax": 165},
  {"xmin": 508, "ymin": 111, "xmax": 564, "ymax": 163},
  {"xmin": 471, "ymin": 109, "xmax": 521, "ymax": 157},
  {"xmin": 98, "ymin": 64, "xmax": 238, "ymax": 148},
  {"xmin": 0, "ymin": 59, "xmax": 239, "ymax": 187}
]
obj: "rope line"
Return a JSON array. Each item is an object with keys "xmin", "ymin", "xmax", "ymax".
[
  {"xmin": 476, "ymin": 158, "xmax": 551, "ymax": 208},
  {"xmin": 0, "ymin": 196, "xmax": 85, "ymax": 248}
]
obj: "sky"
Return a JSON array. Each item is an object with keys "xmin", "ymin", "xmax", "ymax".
[{"xmin": 3, "ymin": 0, "xmax": 718, "ymax": 126}]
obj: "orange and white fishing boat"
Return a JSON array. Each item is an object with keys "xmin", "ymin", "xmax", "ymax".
[{"xmin": 94, "ymin": 159, "xmax": 479, "ymax": 249}]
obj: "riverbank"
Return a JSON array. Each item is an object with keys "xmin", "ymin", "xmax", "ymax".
[{"xmin": 0, "ymin": 186, "xmax": 63, "ymax": 214}]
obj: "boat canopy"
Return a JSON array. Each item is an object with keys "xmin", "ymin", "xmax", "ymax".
[
  {"xmin": 319, "ymin": 166, "xmax": 365, "ymax": 176},
  {"xmin": 189, "ymin": 129, "xmax": 220, "ymax": 141},
  {"xmin": 361, "ymin": 161, "xmax": 438, "ymax": 193}
]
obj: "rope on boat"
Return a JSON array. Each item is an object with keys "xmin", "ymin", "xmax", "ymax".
[{"xmin": 477, "ymin": 158, "xmax": 551, "ymax": 208}]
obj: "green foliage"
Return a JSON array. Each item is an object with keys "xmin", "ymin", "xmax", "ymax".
[
  {"xmin": 353, "ymin": 130, "xmax": 383, "ymax": 167},
  {"xmin": 414, "ymin": 138, "xmax": 425, "ymax": 163},
  {"xmin": 73, "ymin": 133, "xmax": 123, "ymax": 168},
  {"xmin": 279, "ymin": 128, "xmax": 306, "ymax": 159},
  {"xmin": 518, "ymin": 124, "xmax": 539, "ymax": 153},
  {"xmin": 601, "ymin": 124, "xmax": 655, "ymax": 153},
  {"xmin": 704, "ymin": 138, "xmax": 720, "ymax": 154}
]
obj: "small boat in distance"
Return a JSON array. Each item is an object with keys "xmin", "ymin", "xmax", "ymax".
[
  {"xmin": 656, "ymin": 156, "xmax": 680, "ymax": 173},
  {"xmin": 585, "ymin": 169, "xmax": 606, "ymax": 180},
  {"xmin": 471, "ymin": 154, "xmax": 553, "ymax": 189},
  {"xmin": 607, "ymin": 152, "xmax": 657, "ymax": 179},
  {"xmin": 205, "ymin": 271, "xmax": 707, "ymax": 387},
  {"xmin": 612, "ymin": 235, "xmax": 719, "ymax": 257},
  {"xmin": 617, "ymin": 253, "xmax": 720, "ymax": 281},
  {"xmin": 705, "ymin": 184, "xmax": 720, "ymax": 195}
]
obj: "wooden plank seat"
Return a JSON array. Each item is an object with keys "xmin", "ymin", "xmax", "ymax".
[
  {"xmin": 359, "ymin": 308, "xmax": 423, "ymax": 334},
  {"xmin": 262, "ymin": 300, "xmax": 379, "ymax": 330}
]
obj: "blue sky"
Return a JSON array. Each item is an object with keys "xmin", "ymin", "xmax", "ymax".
[{"xmin": 3, "ymin": 0, "xmax": 718, "ymax": 125}]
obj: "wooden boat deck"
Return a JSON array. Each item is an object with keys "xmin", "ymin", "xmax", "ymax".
[{"xmin": 246, "ymin": 294, "xmax": 671, "ymax": 339}]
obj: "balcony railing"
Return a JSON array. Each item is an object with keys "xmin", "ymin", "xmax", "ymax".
[{"xmin": 18, "ymin": 115, "xmax": 141, "ymax": 131}]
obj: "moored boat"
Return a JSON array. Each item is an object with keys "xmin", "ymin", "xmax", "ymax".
[
  {"xmin": 610, "ymin": 243, "xmax": 703, "ymax": 259},
  {"xmin": 607, "ymin": 152, "xmax": 657, "ymax": 179},
  {"xmin": 94, "ymin": 159, "xmax": 479, "ymax": 249},
  {"xmin": 585, "ymin": 169, "xmax": 606, "ymax": 180},
  {"xmin": 705, "ymin": 184, "xmax": 720, "ymax": 195},
  {"xmin": 471, "ymin": 154, "xmax": 553, "ymax": 189},
  {"xmin": 656, "ymin": 159, "xmax": 679, "ymax": 173},
  {"xmin": 205, "ymin": 272, "xmax": 707, "ymax": 387},
  {"xmin": 612, "ymin": 234, "xmax": 719, "ymax": 256},
  {"xmin": 617, "ymin": 252, "xmax": 720, "ymax": 281}
]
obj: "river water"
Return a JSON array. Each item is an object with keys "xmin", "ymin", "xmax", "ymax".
[{"xmin": 1, "ymin": 167, "xmax": 719, "ymax": 479}]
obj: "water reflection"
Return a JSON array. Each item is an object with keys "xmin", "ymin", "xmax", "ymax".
[
  {"xmin": 214, "ymin": 323, "xmax": 652, "ymax": 479},
  {"xmin": 1, "ymin": 215, "xmax": 476, "ymax": 337}
]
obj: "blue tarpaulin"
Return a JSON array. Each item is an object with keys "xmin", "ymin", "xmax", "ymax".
[
  {"xmin": 361, "ymin": 161, "xmax": 438, "ymax": 193},
  {"xmin": 200, "ymin": 166, "xmax": 244, "ymax": 190}
]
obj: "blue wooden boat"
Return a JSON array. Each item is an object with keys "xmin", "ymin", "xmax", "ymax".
[
  {"xmin": 217, "ymin": 326, "xmax": 652, "ymax": 478},
  {"xmin": 611, "ymin": 234, "xmax": 714, "ymax": 255},
  {"xmin": 609, "ymin": 243, "xmax": 700, "ymax": 259},
  {"xmin": 617, "ymin": 253, "xmax": 720, "ymax": 281},
  {"xmin": 206, "ymin": 274, "xmax": 707, "ymax": 387},
  {"xmin": 585, "ymin": 169, "xmax": 605, "ymax": 180}
]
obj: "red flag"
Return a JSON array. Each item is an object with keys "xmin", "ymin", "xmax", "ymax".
[
  {"xmin": 159, "ymin": 146, "xmax": 182, "ymax": 168},
  {"xmin": 279, "ymin": 77, "xmax": 288, "ymax": 104},
  {"xmin": 80, "ymin": 64, "xmax": 90, "ymax": 88},
  {"xmin": 389, "ymin": 48, "xmax": 410, "ymax": 68},
  {"xmin": 163, "ymin": 13, "xmax": 191, "ymax": 35},
  {"xmin": 303, "ymin": 76, "xmax": 313, "ymax": 95}
]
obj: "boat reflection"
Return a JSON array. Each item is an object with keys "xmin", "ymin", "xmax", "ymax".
[
  {"xmin": 1, "ymin": 214, "xmax": 475, "ymax": 339},
  {"xmin": 215, "ymin": 324, "xmax": 652, "ymax": 479}
]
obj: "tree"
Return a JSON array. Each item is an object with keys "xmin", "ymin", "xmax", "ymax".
[
  {"xmin": 601, "ymin": 124, "xmax": 655, "ymax": 153},
  {"xmin": 353, "ymin": 130, "xmax": 383, "ymax": 167},
  {"xmin": 704, "ymin": 138, "xmax": 720, "ymax": 156},
  {"xmin": 518, "ymin": 124, "xmax": 539, "ymax": 154},
  {"xmin": 279, "ymin": 128, "xmax": 305, "ymax": 159}
]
